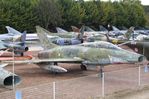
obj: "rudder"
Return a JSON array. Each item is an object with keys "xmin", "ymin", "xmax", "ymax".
[{"xmin": 36, "ymin": 26, "xmax": 57, "ymax": 49}]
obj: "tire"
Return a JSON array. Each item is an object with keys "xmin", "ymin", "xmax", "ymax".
[{"xmin": 80, "ymin": 64, "xmax": 87, "ymax": 70}]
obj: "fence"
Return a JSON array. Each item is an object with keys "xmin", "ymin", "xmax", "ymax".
[{"xmin": 1, "ymin": 64, "xmax": 149, "ymax": 99}]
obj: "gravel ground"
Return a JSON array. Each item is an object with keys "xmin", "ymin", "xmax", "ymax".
[{"xmin": 1, "ymin": 62, "xmax": 149, "ymax": 99}]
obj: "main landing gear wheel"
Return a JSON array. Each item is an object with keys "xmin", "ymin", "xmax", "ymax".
[
  {"xmin": 20, "ymin": 53, "xmax": 24, "ymax": 56},
  {"xmin": 80, "ymin": 64, "xmax": 87, "ymax": 70},
  {"xmin": 100, "ymin": 68, "xmax": 103, "ymax": 78},
  {"xmin": 54, "ymin": 62, "xmax": 58, "ymax": 65},
  {"xmin": 99, "ymin": 66, "xmax": 104, "ymax": 78}
]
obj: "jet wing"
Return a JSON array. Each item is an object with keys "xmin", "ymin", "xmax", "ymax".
[
  {"xmin": 2, "ymin": 58, "xmax": 84, "ymax": 64},
  {"xmin": 0, "ymin": 41, "xmax": 7, "ymax": 50}
]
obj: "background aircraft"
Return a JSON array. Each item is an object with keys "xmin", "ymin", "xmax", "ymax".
[
  {"xmin": 0, "ymin": 26, "xmax": 23, "ymax": 42},
  {"xmin": 56, "ymin": 27, "xmax": 68, "ymax": 33},
  {"xmin": 0, "ymin": 27, "xmax": 28, "ymax": 56},
  {"xmin": 25, "ymin": 27, "xmax": 143, "ymax": 75},
  {"xmin": 36, "ymin": 26, "xmax": 84, "ymax": 45},
  {"xmin": 106, "ymin": 33, "xmax": 149, "ymax": 61}
]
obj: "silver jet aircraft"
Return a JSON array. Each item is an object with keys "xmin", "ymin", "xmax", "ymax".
[
  {"xmin": 0, "ymin": 26, "xmax": 23, "ymax": 42},
  {"xmin": 0, "ymin": 27, "xmax": 29, "ymax": 56}
]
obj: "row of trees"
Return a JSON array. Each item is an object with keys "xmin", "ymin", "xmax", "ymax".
[
  {"xmin": 0, "ymin": 0, "xmax": 147, "ymax": 33},
  {"xmin": 144, "ymin": 5, "xmax": 149, "ymax": 26}
]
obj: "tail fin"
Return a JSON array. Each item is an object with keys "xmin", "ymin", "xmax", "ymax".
[
  {"xmin": 84, "ymin": 26, "xmax": 95, "ymax": 32},
  {"xmin": 36, "ymin": 26, "xmax": 57, "ymax": 49},
  {"xmin": 99, "ymin": 25, "xmax": 108, "ymax": 31},
  {"xmin": 21, "ymin": 31, "xmax": 26, "ymax": 44},
  {"xmin": 112, "ymin": 26, "xmax": 120, "ymax": 31},
  {"xmin": 56, "ymin": 27, "xmax": 68, "ymax": 33},
  {"xmin": 13, "ymin": 31, "xmax": 26, "ymax": 43},
  {"xmin": 71, "ymin": 26, "xmax": 80, "ymax": 32},
  {"xmin": 17, "ymin": 31, "xmax": 27, "ymax": 49},
  {"xmin": 6, "ymin": 26, "xmax": 25, "ymax": 42},
  {"xmin": 6, "ymin": 26, "xmax": 22, "ymax": 35},
  {"xmin": 14, "ymin": 31, "xmax": 28, "ymax": 56},
  {"xmin": 105, "ymin": 33, "xmax": 111, "ymax": 42},
  {"xmin": 12, "ymin": 35, "xmax": 22, "ymax": 42},
  {"xmin": 78, "ymin": 25, "xmax": 85, "ymax": 39},
  {"xmin": 124, "ymin": 26, "xmax": 134, "ymax": 40}
]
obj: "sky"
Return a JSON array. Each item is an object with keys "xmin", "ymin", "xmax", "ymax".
[
  {"xmin": 140, "ymin": 0, "xmax": 149, "ymax": 5},
  {"xmin": 101, "ymin": 0, "xmax": 149, "ymax": 5},
  {"xmin": 84, "ymin": 0, "xmax": 149, "ymax": 5}
]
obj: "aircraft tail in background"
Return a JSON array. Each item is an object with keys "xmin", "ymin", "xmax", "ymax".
[
  {"xmin": 36, "ymin": 26, "xmax": 57, "ymax": 49},
  {"xmin": 6, "ymin": 26, "xmax": 22, "ymax": 36},
  {"xmin": 71, "ymin": 26, "xmax": 80, "ymax": 32},
  {"xmin": 124, "ymin": 26, "xmax": 135, "ymax": 40},
  {"xmin": 56, "ymin": 27, "xmax": 68, "ymax": 33}
]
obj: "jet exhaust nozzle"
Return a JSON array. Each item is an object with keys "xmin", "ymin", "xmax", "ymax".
[
  {"xmin": 138, "ymin": 55, "xmax": 144, "ymax": 62},
  {"xmin": 4, "ymin": 75, "xmax": 21, "ymax": 88},
  {"xmin": 24, "ymin": 47, "xmax": 29, "ymax": 51},
  {"xmin": 14, "ymin": 46, "xmax": 29, "ymax": 52},
  {"xmin": 0, "ymin": 68, "xmax": 21, "ymax": 89}
]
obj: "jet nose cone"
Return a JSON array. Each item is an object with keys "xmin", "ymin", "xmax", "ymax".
[{"xmin": 125, "ymin": 53, "xmax": 145, "ymax": 63}]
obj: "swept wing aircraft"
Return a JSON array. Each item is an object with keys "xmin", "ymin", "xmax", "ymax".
[
  {"xmin": 0, "ymin": 26, "xmax": 23, "ymax": 42},
  {"xmin": 0, "ymin": 28, "xmax": 28, "ymax": 56},
  {"xmin": 25, "ymin": 27, "xmax": 80, "ymax": 41},
  {"xmin": 36, "ymin": 26, "xmax": 84, "ymax": 45},
  {"xmin": 54, "ymin": 26, "xmax": 103, "ymax": 42},
  {"xmin": 26, "ymin": 25, "xmax": 106, "ymax": 43},
  {"xmin": 38, "ymin": 26, "xmax": 118, "ymax": 46}
]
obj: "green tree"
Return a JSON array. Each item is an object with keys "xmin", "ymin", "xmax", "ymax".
[
  {"xmin": 57, "ymin": 0, "xmax": 85, "ymax": 30},
  {"xmin": 82, "ymin": 1, "xmax": 100, "ymax": 27},
  {"xmin": 122, "ymin": 0, "xmax": 146, "ymax": 27},
  {"xmin": 35, "ymin": 0, "xmax": 62, "ymax": 30},
  {"xmin": 0, "ymin": 0, "xmax": 38, "ymax": 33},
  {"xmin": 100, "ymin": 1, "xmax": 115, "ymax": 26},
  {"xmin": 112, "ymin": 1, "xmax": 127, "ymax": 27}
]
